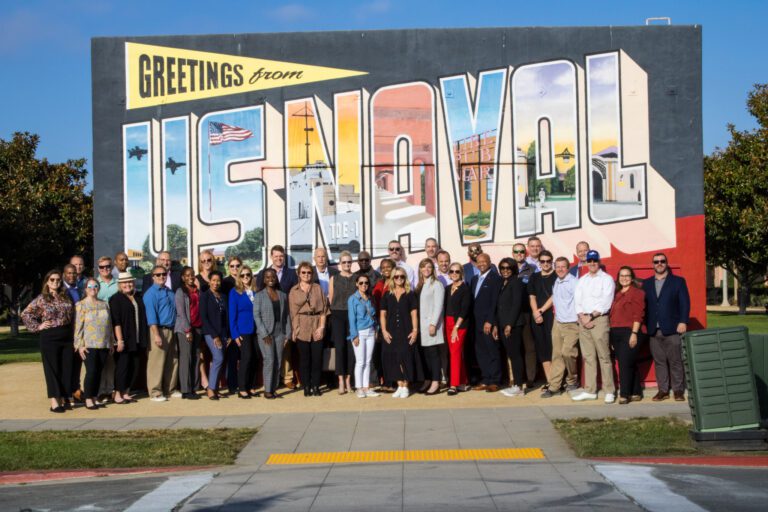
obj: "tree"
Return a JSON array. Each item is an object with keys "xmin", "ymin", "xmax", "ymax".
[
  {"xmin": 167, "ymin": 224, "xmax": 188, "ymax": 263},
  {"xmin": 225, "ymin": 227, "xmax": 264, "ymax": 262},
  {"xmin": 704, "ymin": 84, "xmax": 768, "ymax": 314},
  {"xmin": 0, "ymin": 132, "xmax": 93, "ymax": 334}
]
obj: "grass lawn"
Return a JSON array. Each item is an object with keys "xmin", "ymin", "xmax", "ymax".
[
  {"xmin": 553, "ymin": 417, "xmax": 697, "ymax": 457},
  {"xmin": 0, "ymin": 331, "xmax": 39, "ymax": 365},
  {"xmin": 0, "ymin": 428, "xmax": 256, "ymax": 471},
  {"xmin": 707, "ymin": 312, "xmax": 768, "ymax": 333}
]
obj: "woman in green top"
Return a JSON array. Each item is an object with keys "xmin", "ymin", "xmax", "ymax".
[{"xmin": 74, "ymin": 278, "xmax": 115, "ymax": 410}]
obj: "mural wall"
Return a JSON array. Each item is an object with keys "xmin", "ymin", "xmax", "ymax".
[{"xmin": 93, "ymin": 27, "xmax": 705, "ymax": 325}]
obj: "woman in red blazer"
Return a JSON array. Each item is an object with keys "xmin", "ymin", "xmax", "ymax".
[{"xmin": 609, "ymin": 266, "xmax": 646, "ymax": 404}]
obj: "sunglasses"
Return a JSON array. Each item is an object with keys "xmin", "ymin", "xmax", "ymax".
[
  {"xmin": 586, "ymin": 259, "xmax": 599, "ymax": 263},
  {"xmin": 448, "ymin": 270, "xmax": 461, "ymax": 275},
  {"xmin": 87, "ymin": 283, "xmax": 100, "ymax": 289},
  {"xmin": 153, "ymin": 272, "xmax": 167, "ymax": 277},
  {"xmin": 300, "ymin": 271, "xmax": 312, "ymax": 275},
  {"xmin": 240, "ymin": 273, "xmax": 252, "ymax": 278},
  {"xmin": 499, "ymin": 266, "xmax": 512, "ymax": 271},
  {"xmin": 98, "ymin": 264, "xmax": 112, "ymax": 269},
  {"xmin": 229, "ymin": 263, "xmax": 241, "ymax": 268},
  {"xmin": 540, "ymin": 259, "xmax": 552, "ymax": 264},
  {"xmin": 201, "ymin": 258, "xmax": 213, "ymax": 263},
  {"xmin": 340, "ymin": 260, "xmax": 352, "ymax": 265},
  {"xmin": 388, "ymin": 247, "xmax": 401, "ymax": 252},
  {"xmin": 393, "ymin": 275, "xmax": 406, "ymax": 280},
  {"xmin": 358, "ymin": 281, "xmax": 370, "ymax": 286},
  {"xmin": 48, "ymin": 278, "xmax": 61, "ymax": 282},
  {"xmin": 358, "ymin": 258, "xmax": 371, "ymax": 263},
  {"xmin": 653, "ymin": 259, "xmax": 667, "ymax": 264},
  {"xmin": 512, "ymin": 249, "xmax": 525, "ymax": 254}
]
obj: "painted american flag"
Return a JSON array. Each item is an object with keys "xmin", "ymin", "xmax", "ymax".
[{"xmin": 208, "ymin": 121, "xmax": 253, "ymax": 145}]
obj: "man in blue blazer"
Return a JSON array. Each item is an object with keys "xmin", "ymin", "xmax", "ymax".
[
  {"xmin": 470, "ymin": 253, "xmax": 503, "ymax": 392},
  {"xmin": 642, "ymin": 253, "xmax": 690, "ymax": 402},
  {"xmin": 256, "ymin": 245, "xmax": 298, "ymax": 293}
]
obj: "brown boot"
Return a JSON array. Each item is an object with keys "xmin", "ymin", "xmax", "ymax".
[{"xmin": 652, "ymin": 391, "xmax": 669, "ymax": 401}]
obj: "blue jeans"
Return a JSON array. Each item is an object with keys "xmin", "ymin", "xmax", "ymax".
[{"xmin": 204, "ymin": 335, "xmax": 226, "ymax": 391}]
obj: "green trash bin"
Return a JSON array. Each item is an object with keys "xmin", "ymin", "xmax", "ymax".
[
  {"xmin": 748, "ymin": 334, "xmax": 768, "ymax": 422},
  {"xmin": 682, "ymin": 327, "xmax": 761, "ymax": 432}
]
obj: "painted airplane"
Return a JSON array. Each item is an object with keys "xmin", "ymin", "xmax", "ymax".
[
  {"xmin": 166, "ymin": 157, "xmax": 186, "ymax": 175},
  {"xmin": 128, "ymin": 146, "xmax": 147, "ymax": 160}
]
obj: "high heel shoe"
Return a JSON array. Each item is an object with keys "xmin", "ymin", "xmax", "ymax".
[
  {"xmin": 304, "ymin": 386, "xmax": 311, "ymax": 397},
  {"xmin": 313, "ymin": 386, "xmax": 322, "ymax": 397},
  {"xmin": 238, "ymin": 392, "xmax": 251, "ymax": 399}
]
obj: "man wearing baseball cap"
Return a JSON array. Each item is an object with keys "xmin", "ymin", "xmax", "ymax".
[{"xmin": 573, "ymin": 250, "xmax": 616, "ymax": 403}]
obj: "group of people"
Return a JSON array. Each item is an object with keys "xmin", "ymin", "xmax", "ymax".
[{"xmin": 21, "ymin": 236, "xmax": 691, "ymax": 413}]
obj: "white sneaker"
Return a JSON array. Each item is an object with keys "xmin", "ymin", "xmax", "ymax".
[
  {"xmin": 170, "ymin": 391, "xmax": 183, "ymax": 398},
  {"xmin": 604, "ymin": 393, "xmax": 616, "ymax": 404},
  {"xmin": 392, "ymin": 387, "xmax": 403, "ymax": 398},
  {"xmin": 356, "ymin": 389, "xmax": 367, "ymax": 398},
  {"xmin": 365, "ymin": 389, "xmax": 380, "ymax": 397},
  {"xmin": 399, "ymin": 387, "xmax": 409, "ymax": 398},
  {"xmin": 571, "ymin": 391, "xmax": 598, "ymax": 401},
  {"xmin": 500, "ymin": 385, "xmax": 524, "ymax": 397},
  {"xmin": 150, "ymin": 396, "xmax": 168, "ymax": 402}
]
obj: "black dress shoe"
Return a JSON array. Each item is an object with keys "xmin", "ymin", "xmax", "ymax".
[
  {"xmin": 238, "ymin": 393, "xmax": 251, "ymax": 399},
  {"xmin": 304, "ymin": 386, "xmax": 311, "ymax": 397},
  {"xmin": 313, "ymin": 386, "xmax": 322, "ymax": 396},
  {"xmin": 85, "ymin": 404, "xmax": 99, "ymax": 410},
  {"xmin": 264, "ymin": 392, "xmax": 275, "ymax": 400},
  {"xmin": 49, "ymin": 406, "xmax": 65, "ymax": 413},
  {"xmin": 447, "ymin": 387, "xmax": 458, "ymax": 396}
]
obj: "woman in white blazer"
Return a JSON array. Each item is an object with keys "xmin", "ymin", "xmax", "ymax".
[{"xmin": 416, "ymin": 258, "xmax": 445, "ymax": 395}]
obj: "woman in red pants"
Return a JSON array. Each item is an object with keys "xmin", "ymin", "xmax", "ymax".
[{"xmin": 443, "ymin": 262, "xmax": 472, "ymax": 395}]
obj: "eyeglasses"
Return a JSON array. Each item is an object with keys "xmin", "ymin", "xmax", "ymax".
[
  {"xmin": 586, "ymin": 259, "xmax": 599, "ymax": 263},
  {"xmin": 201, "ymin": 258, "xmax": 213, "ymax": 263},
  {"xmin": 653, "ymin": 259, "xmax": 667, "ymax": 265},
  {"xmin": 393, "ymin": 275, "xmax": 406, "ymax": 280},
  {"xmin": 240, "ymin": 273, "xmax": 252, "ymax": 278},
  {"xmin": 98, "ymin": 264, "xmax": 112, "ymax": 269},
  {"xmin": 448, "ymin": 270, "xmax": 461, "ymax": 275},
  {"xmin": 388, "ymin": 247, "xmax": 401, "ymax": 252},
  {"xmin": 300, "ymin": 271, "xmax": 312, "ymax": 275},
  {"xmin": 499, "ymin": 266, "xmax": 512, "ymax": 271},
  {"xmin": 540, "ymin": 259, "xmax": 552, "ymax": 264},
  {"xmin": 87, "ymin": 283, "xmax": 100, "ymax": 289},
  {"xmin": 153, "ymin": 272, "xmax": 167, "ymax": 277},
  {"xmin": 512, "ymin": 249, "xmax": 525, "ymax": 254},
  {"xmin": 340, "ymin": 260, "xmax": 352, "ymax": 265}
]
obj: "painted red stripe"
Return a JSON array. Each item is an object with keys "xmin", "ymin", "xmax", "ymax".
[
  {"xmin": 0, "ymin": 465, "xmax": 214, "ymax": 485},
  {"xmin": 591, "ymin": 456, "xmax": 768, "ymax": 467}
]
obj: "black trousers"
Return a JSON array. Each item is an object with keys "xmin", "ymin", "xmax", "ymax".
[
  {"xmin": 610, "ymin": 328, "xmax": 644, "ymax": 397},
  {"xmin": 297, "ymin": 340, "xmax": 323, "ymax": 388},
  {"xmin": 238, "ymin": 333, "xmax": 259, "ymax": 392},
  {"xmin": 474, "ymin": 327, "xmax": 501, "ymax": 385},
  {"xmin": 422, "ymin": 345, "xmax": 442, "ymax": 382},
  {"xmin": 331, "ymin": 310, "xmax": 355, "ymax": 376},
  {"xmin": 369, "ymin": 332, "xmax": 384, "ymax": 386},
  {"xmin": 114, "ymin": 349, "xmax": 139, "ymax": 394},
  {"xmin": 501, "ymin": 326, "xmax": 525, "ymax": 386},
  {"xmin": 83, "ymin": 348, "xmax": 109, "ymax": 398},
  {"xmin": 39, "ymin": 326, "xmax": 74, "ymax": 398},
  {"xmin": 71, "ymin": 354, "xmax": 83, "ymax": 395}
]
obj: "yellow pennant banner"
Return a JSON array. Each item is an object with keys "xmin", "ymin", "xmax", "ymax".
[{"xmin": 125, "ymin": 42, "xmax": 368, "ymax": 109}]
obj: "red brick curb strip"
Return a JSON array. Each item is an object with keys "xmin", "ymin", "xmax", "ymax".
[
  {"xmin": 0, "ymin": 465, "xmax": 215, "ymax": 485},
  {"xmin": 590, "ymin": 456, "xmax": 768, "ymax": 467}
]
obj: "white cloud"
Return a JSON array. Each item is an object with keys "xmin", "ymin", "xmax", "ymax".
[
  {"xmin": 268, "ymin": 3, "xmax": 313, "ymax": 22},
  {"xmin": 355, "ymin": 0, "xmax": 392, "ymax": 20},
  {"xmin": 589, "ymin": 57, "xmax": 618, "ymax": 87}
]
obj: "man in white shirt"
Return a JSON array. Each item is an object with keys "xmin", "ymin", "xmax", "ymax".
[
  {"xmin": 311, "ymin": 247, "xmax": 337, "ymax": 298},
  {"xmin": 573, "ymin": 250, "xmax": 616, "ymax": 403},
  {"xmin": 387, "ymin": 240, "xmax": 417, "ymax": 288},
  {"xmin": 542, "ymin": 257, "xmax": 581, "ymax": 398},
  {"xmin": 435, "ymin": 250, "xmax": 452, "ymax": 286},
  {"xmin": 525, "ymin": 236, "xmax": 543, "ymax": 272}
]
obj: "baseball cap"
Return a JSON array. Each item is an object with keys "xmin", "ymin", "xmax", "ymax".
[{"xmin": 586, "ymin": 250, "xmax": 600, "ymax": 261}]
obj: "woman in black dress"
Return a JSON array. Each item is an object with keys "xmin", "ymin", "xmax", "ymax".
[
  {"xmin": 109, "ymin": 273, "xmax": 147, "ymax": 404},
  {"xmin": 528, "ymin": 250, "xmax": 557, "ymax": 384},
  {"xmin": 380, "ymin": 267, "xmax": 419, "ymax": 398}
]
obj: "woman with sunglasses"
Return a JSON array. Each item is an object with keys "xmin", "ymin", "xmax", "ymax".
[
  {"xmin": 610, "ymin": 266, "xmax": 646, "ymax": 404},
  {"xmin": 380, "ymin": 268, "xmax": 419, "ymax": 398},
  {"xmin": 254, "ymin": 268, "xmax": 291, "ymax": 399},
  {"xmin": 494, "ymin": 257, "xmax": 527, "ymax": 397},
  {"xmin": 74, "ymin": 278, "xmax": 115, "ymax": 410},
  {"xmin": 328, "ymin": 251, "xmax": 357, "ymax": 394},
  {"xmin": 110, "ymin": 272, "xmax": 147, "ymax": 404},
  {"xmin": 196, "ymin": 249, "xmax": 218, "ymax": 292},
  {"xmin": 444, "ymin": 263, "xmax": 471, "ymax": 395},
  {"xmin": 416, "ymin": 258, "xmax": 445, "ymax": 395},
  {"xmin": 348, "ymin": 274, "xmax": 379, "ymax": 398},
  {"xmin": 528, "ymin": 250, "xmax": 557, "ymax": 385},
  {"xmin": 229, "ymin": 264, "xmax": 259, "ymax": 398},
  {"xmin": 288, "ymin": 262, "xmax": 329, "ymax": 396},
  {"xmin": 222, "ymin": 256, "xmax": 242, "ymax": 296},
  {"xmin": 22, "ymin": 269, "xmax": 75, "ymax": 413},
  {"xmin": 175, "ymin": 267, "xmax": 203, "ymax": 400},
  {"xmin": 201, "ymin": 271, "xmax": 230, "ymax": 400},
  {"xmin": 372, "ymin": 258, "xmax": 396, "ymax": 391}
]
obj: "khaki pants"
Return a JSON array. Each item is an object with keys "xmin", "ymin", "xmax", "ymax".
[
  {"xmin": 548, "ymin": 320, "xmax": 580, "ymax": 391},
  {"xmin": 281, "ymin": 339, "xmax": 296, "ymax": 385},
  {"xmin": 578, "ymin": 316, "xmax": 615, "ymax": 394},
  {"xmin": 147, "ymin": 327, "xmax": 179, "ymax": 398}
]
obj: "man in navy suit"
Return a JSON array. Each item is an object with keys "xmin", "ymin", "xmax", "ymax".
[
  {"xmin": 642, "ymin": 253, "xmax": 690, "ymax": 402},
  {"xmin": 470, "ymin": 253, "xmax": 503, "ymax": 392},
  {"xmin": 256, "ymin": 245, "xmax": 298, "ymax": 293}
]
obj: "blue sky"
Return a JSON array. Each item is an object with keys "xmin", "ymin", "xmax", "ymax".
[{"xmin": 0, "ymin": 0, "xmax": 765, "ymax": 183}]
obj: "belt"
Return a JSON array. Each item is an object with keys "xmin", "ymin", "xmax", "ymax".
[
  {"xmin": 556, "ymin": 320, "xmax": 578, "ymax": 325},
  {"xmin": 160, "ymin": 326, "xmax": 174, "ymax": 330}
]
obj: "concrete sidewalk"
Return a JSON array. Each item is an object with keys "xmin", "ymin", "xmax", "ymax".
[{"xmin": 175, "ymin": 403, "xmax": 688, "ymax": 511}]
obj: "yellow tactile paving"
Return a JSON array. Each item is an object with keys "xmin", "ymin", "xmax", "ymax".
[{"xmin": 266, "ymin": 448, "xmax": 544, "ymax": 465}]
